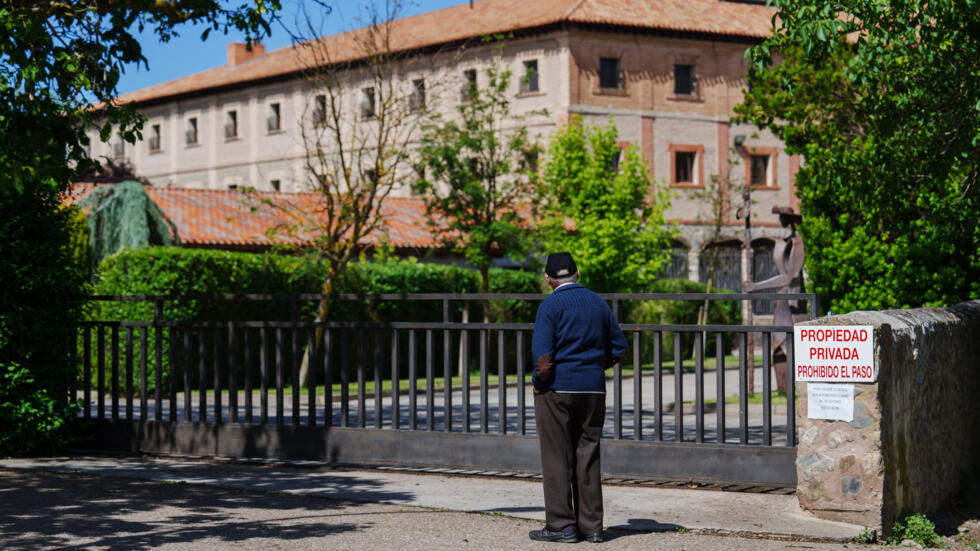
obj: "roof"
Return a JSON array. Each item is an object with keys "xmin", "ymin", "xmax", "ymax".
[
  {"xmin": 70, "ymin": 184, "xmax": 439, "ymax": 251},
  {"xmin": 116, "ymin": 0, "xmax": 775, "ymax": 106}
]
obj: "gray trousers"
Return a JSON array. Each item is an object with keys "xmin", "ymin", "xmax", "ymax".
[{"xmin": 534, "ymin": 390, "xmax": 605, "ymax": 534}]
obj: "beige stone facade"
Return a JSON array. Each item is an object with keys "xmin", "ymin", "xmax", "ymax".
[{"xmin": 92, "ymin": 0, "xmax": 796, "ymax": 283}]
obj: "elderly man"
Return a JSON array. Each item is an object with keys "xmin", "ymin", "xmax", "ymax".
[{"xmin": 528, "ymin": 252, "xmax": 628, "ymax": 544}]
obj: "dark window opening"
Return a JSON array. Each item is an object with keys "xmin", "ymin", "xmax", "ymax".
[
  {"xmin": 750, "ymin": 154, "xmax": 770, "ymax": 187},
  {"xmin": 360, "ymin": 88, "xmax": 375, "ymax": 119},
  {"xmin": 598, "ymin": 57, "xmax": 622, "ymax": 89},
  {"xmin": 267, "ymin": 103, "xmax": 281, "ymax": 132},
  {"xmin": 674, "ymin": 64, "xmax": 695, "ymax": 95},
  {"xmin": 521, "ymin": 59, "xmax": 539, "ymax": 93},
  {"xmin": 751, "ymin": 241, "xmax": 778, "ymax": 314},
  {"xmin": 186, "ymin": 117, "xmax": 198, "ymax": 145},
  {"xmin": 270, "ymin": 179, "xmax": 281, "ymax": 191},
  {"xmin": 411, "ymin": 79, "xmax": 425, "ymax": 112},
  {"xmin": 149, "ymin": 124, "xmax": 161, "ymax": 152},
  {"xmin": 225, "ymin": 110, "xmax": 238, "ymax": 139},
  {"xmin": 699, "ymin": 242, "xmax": 742, "ymax": 292},
  {"xmin": 675, "ymin": 151, "xmax": 696, "ymax": 184},
  {"xmin": 461, "ymin": 69, "xmax": 477, "ymax": 102},
  {"xmin": 314, "ymin": 95, "xmax": 327, "ymax": 124}
]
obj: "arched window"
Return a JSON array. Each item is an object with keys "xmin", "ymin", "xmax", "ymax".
[
  {"xmin": 751, "ymin": 238, "xmax": 777, "ymax": 315},
  {"xmin": 698, "ymin": 240, "xmax": 742, "ymax": 292}
]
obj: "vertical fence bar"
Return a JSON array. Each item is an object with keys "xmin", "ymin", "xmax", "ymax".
[
  {"xmin": 653, "ymin": 331, "xmax": 662, "ymax": 441},
  {"xmin": 323, "ymin": 328, "xmax": 333, "ymax": 428},
  {"xmin": 462, "ymin": 329, "xmax": 470, "ymax": 433},
  {"xmin": 169, "ymin": 327, "xmax": 177, "ymax": 422},
  {"xmin": 633, "ymin": 331, "xmax": 642, "ymax": 441},
  {"xmin": 517, "ymin": 331, "xmax": 525, "ymax": 436},
  {"xmin": 786, "ymin": 333, "xmax": 796, "ymax": 447},
  {"xmin": 391, "ymin": 330, "xmax": 399, "ymax": 430},
  {"xmin": 229, "ymin": 325, "xmax": 239, "ymax": 423},
  {"xmin": 291, "ymin": 325, "xmax": 300, "ymax": 427},
  {"xmin": 183, "ymin": 329, "xmax": 192, "ymax": 422},
  {"xmin": 357, "ymin": 328, "xmax": 366, "ymax": 429},
  {"xmin": 673, "ymin": 331, "xmax": 682, "ymax": 442},
  {"xmin": 498, "ymin": 330, "xmax": 506, "ymax": 435},
  {"xmin": 374, "ymin": 329, "xmax": 383, "ymax": 429},
  {"xmin": 694, "ymin": 332, "xmax": 704, "ymax": 443},
  {"xmin": 738, "ymin": 332, "xmax": 748, "ymax": 444},
  {"xmin": 480, "ymin": 329, "xmax": 488, "ymax": 434},
  {"xmin": 340, "ymin": 328, "xmax": 350, "ymax": 428},
  {"xmin": 214, "ymin": 325, "xmax": 222, "ymax": 425},
  {"xmin": 69, "ymin": 328, "xmax": 77, "ymax": 411},
  {"xmin": 244, "ymin": 328, "xmax": 253, "ymax": 424},
  {"xmin": 83, "ymin": 326, "xmax": 92, "ymax": 419},
  {"xmin": 762, "ymin": 331, "xmax": 772, "ymax": 446},
  {"xmin": 125, "ymin": 327, "xmax": 134, "ymax": 420},
  {"xmin": 614, "ymin": 339, "xmax": 623, "ymax": 440},
  {"xmin": 408, "ymin": 329, "xmax": 417, "ymax": 430},
  {"xmin": 111, "ymin": 326, "xmax": 119, "ymax": 421},
  {"xmin": 308, "ymin": 326, "xmax": 317, "ymax": 428},
  {"xmin": 276, "ymin": 327, "xmax": 285, "ymax": 426},
  {"xmin": 139, "ymin": 327, "xmax": 147, "ymax": 421},
  {"xmin": 260, "ymin": 327, "xmax": 269, "ymax": 425},
  {"xmin": 716, "ymin": 333, "xmax": 725, "ymax": 444},
  {"xmin": 425, "ymin": 329, "xmax": 434, "ymax": 432},
  {"xmin": 199, "ymin": 327, "xmax": 207, "ymax": 423},
  {"xmin": 443, "ymin": 300, "xmax": 452, "ymax": 433},
  {"xmin": 155, "ymin": 327, "xmax": 163, "ymax": 422}
]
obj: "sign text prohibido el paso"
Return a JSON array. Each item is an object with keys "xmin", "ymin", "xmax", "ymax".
[{"xmin": 793, "ymin": 325, "xmax": 876, "ymax": 382}]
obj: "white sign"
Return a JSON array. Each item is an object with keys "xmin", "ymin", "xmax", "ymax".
[
  {"xmin": 807, "ymin": 382, "xmax": 854, "ymax": 422},
  {"xmin": 794, "ymin": 325, "xmax": 876, "ymax": 382}
]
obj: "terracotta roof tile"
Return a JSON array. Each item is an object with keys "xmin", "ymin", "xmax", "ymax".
[
  {"xmin": 71, "ymin": 184, "xmax": 439, "ymax": 250},
  {"xmin": 115, "ymin": 0, "xmax": 774, "ymax": 106}
]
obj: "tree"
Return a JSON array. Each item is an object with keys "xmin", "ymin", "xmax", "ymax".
[
  {"xmin": 537, "ymin": 118, "xmax": 673, "ymax": 293},
  {"xmin": 0, "ymin": 1, "xmax": 279, "ymax": 454},
  {"xmin": 415, "ymin": 65, "xmax": 541, "ymax": 299},
  {"xmin": 736, "ymin": 0, "xmax": 980, "ymax": 313}
]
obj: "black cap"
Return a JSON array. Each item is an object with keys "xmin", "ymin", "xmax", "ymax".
[{"xmin": 545, "ymin": 252, "xmax": 578, "ymax": 279}]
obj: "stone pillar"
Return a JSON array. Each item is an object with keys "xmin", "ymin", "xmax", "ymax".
[{"xmin": 794, "ymin": 302, "xmax": 980, "ymax": 536}]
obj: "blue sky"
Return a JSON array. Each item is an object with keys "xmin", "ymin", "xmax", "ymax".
[{"xmin": 117, "ymin": 0, "xmax": 469, "ymax": 95}]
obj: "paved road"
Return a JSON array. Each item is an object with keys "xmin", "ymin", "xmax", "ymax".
[
  {"xmin": 0, "ymin": 461, "xmax": 872, "ymax": 551},
  {"xmin": 81, "ymin": 366, "xmax": 792, "ymax": 446}
]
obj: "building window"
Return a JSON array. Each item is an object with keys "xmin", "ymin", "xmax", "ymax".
[
  {"xmin": 521, "ymin": 149, "xmax": 539, "ymax": 174},
  {"xmin": 113, "ymin": 138, "xmax": 125, "ymax": 159},
  {"xmin": 598, "ymin": 57, "xmax": 622, "ymax": 89},
  {"xmin": 751, "ymin": 239, "xmax": 778, "ymax": 315},
  {"xmin": 149, "ymin": 124, "xmax": 161, "ymax": 152},
  {"xmin": 225, "ymin": 110, "xmax": 238, "ymax": 139},
  {"xmin": 669, "ymin": 144, "xmax": 703, "ymax": 187},
  {"xmin": 674, "ymin": 64, "xmax": 696, "ymax": 95},
  {"xmin": 314, "ymin": 94, "xmax": 327, "ymax": 125},
  {"xmin": 185, "ymin": 117, "xmax": 198, "ymax": 145},
  {"xmin": 270, "ymin": 179, "xmax": 281, "ymax": 191},
  {"xmin": 608, "ymin": 148, "xmax": 622, "ymax": 174},
  {"xmin": 520, "ymin": 59, "xmax": 539, "ymax": 93},
  {"xmin": 461, "ymin": 69, "xmax": 477, "ymax": 102},
  {"xmin": 361, "ymin": 87, "xmax": 375, "ymax": 119},
  {"xmin": 410, "ymin": 79, "xmax": 426, "ymax": 112},
  {"xmin": 267, "ymin": 103, "xmax": 281, "ymax": 132},
  {"xmin": 364, "ymin": 169, "xmax": 378, "ymax": 185},
  {"xmin": 699, "ymin": 241, "xmax": 743, "ymax": 292},
  {"xmin": 750, "ymin": 154, "xmax": 770, "ymax": 187}
]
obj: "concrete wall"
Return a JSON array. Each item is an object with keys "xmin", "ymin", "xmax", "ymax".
[{"xmin": 795, "ymin": 300, "xmax": 980, "ymax": 534}]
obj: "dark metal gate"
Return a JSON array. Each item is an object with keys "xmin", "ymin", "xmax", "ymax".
[{"xmin": 74, "ymin": 292, "xmax": 817, "ymax": 488}]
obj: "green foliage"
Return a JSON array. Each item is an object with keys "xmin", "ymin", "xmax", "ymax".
[
  {"xmin": 854, "ymin": 527, "xmax": 877, "ymax": 544},
  {"xmin": 416, "ymin": 66, "xmax": 541, "ymax": 292},
  {"xmin": 888, "ymin": 511, "xmax": 939, "ymax": 548},
  {"xmin": 737, "ymin": 0, "xmax": 980, "ymax": 312},
  {"xmin": 624, "ymin": 278, "xmax": 742, "ymax": 359},
  {"xmin": 77, "ymin": 181, "xmax": 180, "ymax": 266},
  {"xmin": 538, "ymin": 118, "xmax": 674, "ymax": 293},
  {"xmin": 65, "ymin": 204, "xmax": 93, "ymax": 280},
  {"xmin": 0, "ymin": 362, "xmax": 76, "ymax": 456}
]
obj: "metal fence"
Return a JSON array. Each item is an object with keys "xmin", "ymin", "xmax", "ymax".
[{"xmin": 75, "ymin": 292, "xmax": 817, "ymax": 486}]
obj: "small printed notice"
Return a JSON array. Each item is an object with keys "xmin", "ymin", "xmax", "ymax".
[
  {"xmin": 807, "ymin": 382, "xmax": 854, "ymax": 422},
  {"xmin": 794, "ymin": 325, "xmax": 876, "ymax": 382}
]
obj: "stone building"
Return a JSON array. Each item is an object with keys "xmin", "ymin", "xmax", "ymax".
[{"xmin": 91, "ymin": 0, "xmax": 800, "ymax": 299}]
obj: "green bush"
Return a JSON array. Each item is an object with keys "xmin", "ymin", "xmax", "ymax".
[
  {"xmin": 84, "ymin": 248, "xmax": 541, "ymax": 388},
  {"xmin": 0, "ymin": 362, "xmax": 76, "ymax": 456},
  {"xmin": 623, "ymin": 278, "xmax": 742, "ymax": 361},
  {"xmin": 888, "ymin": 510, "xmax": 939, "ymax": 547}
]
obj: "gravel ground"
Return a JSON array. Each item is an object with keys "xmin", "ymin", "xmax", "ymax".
[{"xmin": 0, "ymin": 468, "xmax": 878, "ymax": 551}]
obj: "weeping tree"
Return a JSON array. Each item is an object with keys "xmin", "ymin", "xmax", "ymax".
[{"xmin": 77, "ymin": 180, "xmax": 180, "ymax": 267}]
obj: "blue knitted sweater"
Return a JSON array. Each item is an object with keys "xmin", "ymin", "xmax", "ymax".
[{"xmin": 531, "ymin": 283, "xmax": 628, "ymax": 393}]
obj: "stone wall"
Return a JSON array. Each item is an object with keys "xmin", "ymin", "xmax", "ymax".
[{"xmin": 795, "ymin": 300, "xmax": 980, "ymax": 534}]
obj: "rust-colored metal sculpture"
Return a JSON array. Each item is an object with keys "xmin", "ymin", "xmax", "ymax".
[{"xmin": 744, "ymin": 206, "xmax": 807, "ymax": 393}]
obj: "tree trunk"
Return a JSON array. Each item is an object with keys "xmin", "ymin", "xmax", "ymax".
[{"xmin": 298, "ymin": 267, "xmax": 335, "ymax": 387}]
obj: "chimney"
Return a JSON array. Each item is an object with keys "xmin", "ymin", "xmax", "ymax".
[{"xmin": 227, "ymin": 42, "xmax": 266, "ymax": 66}]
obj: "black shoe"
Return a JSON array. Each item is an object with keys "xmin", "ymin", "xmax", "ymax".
[
  {"xmin": 584, "ymin": 531, "xmax": 603, "ymax": 543},
  {"xmin": 528, "ymin": 525, "xmax": 579, "ymax": 543}
]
